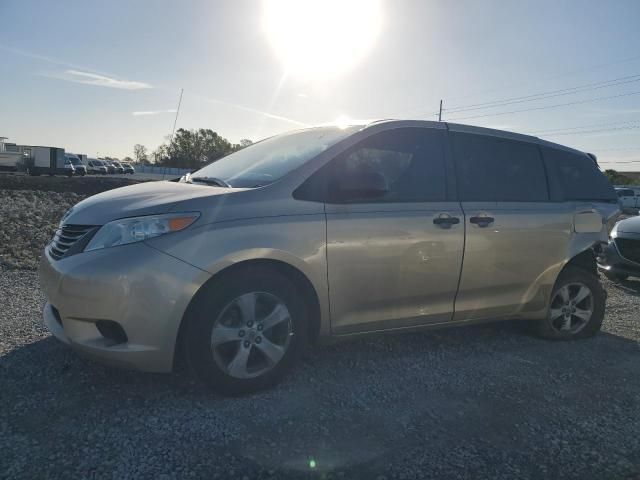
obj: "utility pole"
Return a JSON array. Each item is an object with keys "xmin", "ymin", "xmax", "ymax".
[{"xmin": 438, "ymin": 99, "xmax": 443, "ymax": 122}]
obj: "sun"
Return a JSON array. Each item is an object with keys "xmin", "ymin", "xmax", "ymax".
[{"xmin": 262, "ymin": 0, "xmax": 382, "ymax": 79}]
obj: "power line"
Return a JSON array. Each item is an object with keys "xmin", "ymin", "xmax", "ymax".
[
  {"xmin": 441, "ymin": 74, "xmax": 640, "ymax": 115},
  {"xmin": 442, "ymin": 53, "xmax": 640, "ymax": 104},
  {"xmin": 445, "ymin": 89, "xmax": 640, "ymax": 121},
  {"xmin": 530, "ymin": 119, "xmax": 640, "ymax": 134},
  {"xmin": 540, "ymin": 124, "xmax": 640, "ymax": 137}
]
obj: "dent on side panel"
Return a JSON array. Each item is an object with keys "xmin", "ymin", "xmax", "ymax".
[
  {"xmin": 518, "ymin": 205, "xmax": 612, "ymax": 320},
  {"xmin": 146, "ymin": 214, "xmax": 332, "ymax": 337}
]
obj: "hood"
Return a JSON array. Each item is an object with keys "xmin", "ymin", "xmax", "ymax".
[
  {"xmin": 64, "ymin": 180, "xmax": 241, "ymax": 225},
  {"xmin": 616, "ymin": 216, "xmax": 640, "ymax": 234}
]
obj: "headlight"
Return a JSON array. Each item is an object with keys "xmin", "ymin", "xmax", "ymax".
[{"xmin": 85, "ymin": 212, "xmax": 200, "ymax": 252}]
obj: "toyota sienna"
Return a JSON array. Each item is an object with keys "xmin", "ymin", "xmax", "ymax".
[{"xmin": 39, "ymin": 120, "xmax": 619, "ymax": 394}]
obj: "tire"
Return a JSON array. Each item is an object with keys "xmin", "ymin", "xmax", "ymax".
[
  {"xmin": 603, "ymin": 270, "xmax": 627, "ymax": 282},
  {"xmin": 535, "ymin": 266, "xmax": 605, "ymax": 340},
  {"xmin": 184, "ymin": 266, "xmax": 309, "ymax": 395}
]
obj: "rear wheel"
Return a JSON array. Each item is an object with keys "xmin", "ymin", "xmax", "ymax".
[
  {"xmin": 185, "ymin": 267, "xmax": 308, "ymax": 395},
  {"xmin": 535, "ymin": 266, "xmax": 605, "ymax": 340}
]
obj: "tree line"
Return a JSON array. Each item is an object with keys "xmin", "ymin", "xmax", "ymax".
[
  {"xmin": 603, "ymin": 169, "xmax": 634, "ymax": 185},
  {"xmin": 128, "ymin": 129, "xmax": 252, "ymax": 169}
]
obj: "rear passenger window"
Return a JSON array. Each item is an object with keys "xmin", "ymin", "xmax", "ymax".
[
  {"xmin": 452, "ymin": 133, "xmax": 549, "ymax": 202},
  {"xmin": 542, "ymin": 147, "xmax": 616, "ymax": 202}
]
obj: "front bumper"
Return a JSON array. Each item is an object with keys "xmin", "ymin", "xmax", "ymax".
[
  {"xmin": 39, "ymin": 242, "xmax": 209, "ymax": 372},
  {"xmin": 597, "ymin": 238, "xmax": 640, "ymax": 278}
]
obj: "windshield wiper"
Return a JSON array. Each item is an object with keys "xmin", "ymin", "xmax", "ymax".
[{"xmin": 190, "ymin": 176, "xmax": 231, "ymax": 188}]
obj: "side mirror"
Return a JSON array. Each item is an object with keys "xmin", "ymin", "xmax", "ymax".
[{"xmin": 334, "ymin": 171, "xmax": 388, "ymax": 201}]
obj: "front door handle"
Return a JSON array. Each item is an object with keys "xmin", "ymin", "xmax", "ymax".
[
  {"xmin": 433, "ymin": 216, "xmax": 460, "ymax": 227},
  {"xmin": 470, "ymin": 216, "xmax": 495, "ymax": 227}
]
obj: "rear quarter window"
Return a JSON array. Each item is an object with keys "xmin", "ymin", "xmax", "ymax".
[
  {"xmin": 451, "ymin": 133, "xmax": 549, "ymax": 202},
  {"xmin": 542, "ymin": 147, "xmax": 616, "ymax": 202}
]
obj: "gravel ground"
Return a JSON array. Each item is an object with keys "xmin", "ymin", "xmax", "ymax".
[
  {"xmin": 1, "ymin": 178, "xmax": 639, "ymax": 478},
  {"xmin": 1, "ymin": 267, "xmax": 639, "ymax": 479}
]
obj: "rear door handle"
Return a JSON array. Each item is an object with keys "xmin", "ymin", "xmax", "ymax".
[
  {"xmin": 470, "ymin": 216, "xmax": 494, "ymax": 227},
  {"xmin": 433, "ymin": 216, "xmax": 460, "ymax": 227}
]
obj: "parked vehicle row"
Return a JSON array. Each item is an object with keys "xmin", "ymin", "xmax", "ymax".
[
  {"xmin": 1, "ymin": 136, "xmax": 136, "ymax": 177},
  {"xmin": 26, "ymin": 155, "xmax": 136, "ymax": 177},
  {"xmin": 40, "ymin": 120, "xmax": 620, "ymax": 395}
]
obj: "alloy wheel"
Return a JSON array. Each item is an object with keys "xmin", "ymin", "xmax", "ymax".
[
  {"xmin": 549, "ymin": 282, "xmax": 594, "ymax": 334},
  {"xmin": 210, "ymin": 292, "xmax": 293, "ymax": 379}
]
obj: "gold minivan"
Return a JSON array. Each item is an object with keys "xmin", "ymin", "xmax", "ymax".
[{"xmin": 39, "ymin": 120, "xmax": 619, "ymax": 394}]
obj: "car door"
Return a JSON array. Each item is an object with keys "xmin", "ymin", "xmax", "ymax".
[
  {"xmin": 450, "ymin": 130, "xmax": 573, "ymax": 321},
  {"xmin": 323, "ymin": 126, "xmax": 464, "ymax": 334}
]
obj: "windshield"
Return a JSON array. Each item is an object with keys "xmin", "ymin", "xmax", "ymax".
[
  {"xmin": 190, "ymin": 127, "xmax": 359, "ymax": 188},
  {"xmin": 68, "ymin": 157, "xmax": 81, "ymax": 165}
]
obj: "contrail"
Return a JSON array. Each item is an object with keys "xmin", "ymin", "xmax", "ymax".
[
  {"xmin": 191, "ymin": 91, "xmax": 310, "ymax": 127},
  {"xmin": 2, "ymin": 44, "xmax": 310, "ymax": 127}
]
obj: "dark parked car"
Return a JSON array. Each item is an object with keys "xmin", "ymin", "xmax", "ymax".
[
  {"xmin": 66, "ymin": 155, "xmax": 87, "ymax": 176},
  {"xmin": 104, "ymin": 161, "xmax": 123, "ymax": 174},
  {"xmin": 104, "ymin": 161, "xmax": 116, "ymax": 174},
  {"xmin": 598, "ymin": 216, "xmax": 640, "ymax": 281},
  {"xmin": 87, "ymin": 159, "xmax": 108, "ymax": 175},
  {"xmin": 111, "ymin": 161, "xmax": 125, "ymax": 174},
  {"xmin": 121, "ymin": 162, "xmax": 135, "ymax": 174}
]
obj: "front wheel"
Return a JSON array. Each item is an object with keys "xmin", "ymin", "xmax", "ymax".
[
  {"xmin": 185, "ymin": 267, "xmax": 309, "ymax": 395},
  {"xmin": 535, "ymin": 266, "xmax": 605, "ymax": 340}
]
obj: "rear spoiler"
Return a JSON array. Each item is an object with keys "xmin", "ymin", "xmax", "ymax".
[{"xmin": 586, "ymin": 152, "xmax": 598, "ymax": 166}]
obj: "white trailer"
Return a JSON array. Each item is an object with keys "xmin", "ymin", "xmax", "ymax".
[
  {"xmin": 24, "ymin": 146, "xmax": 73, "ymax": 177},
  {"xmin": 0, "ymin": 137, "xmax": 26, "ymax": 171}
]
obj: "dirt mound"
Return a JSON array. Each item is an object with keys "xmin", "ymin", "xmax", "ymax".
[
  {"xmin": 0, "ymin": 190, "xmax": 86, "ymax": 269},
  {"xmin": 0, "ymin": 174, "xmax": 143, "ymax": 195}
]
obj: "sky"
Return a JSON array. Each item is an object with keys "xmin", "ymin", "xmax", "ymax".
[{"xmin": 1, "ymin": 0, "xmax": 640, "ymax": 170}]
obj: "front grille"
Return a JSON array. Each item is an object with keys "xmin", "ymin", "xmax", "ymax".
[
  {"xmin": 48, "ymin": 224, "xmax": 97, "ymax": 260},
  {"xmin": 615, "ymin": 238, "xmax": 640, "ymax": 264}
]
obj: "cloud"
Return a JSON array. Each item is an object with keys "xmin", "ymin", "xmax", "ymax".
[
  {"xmin": 1, "ymin": 44, "xmax": 151, "ymax": 90},
  {"xmin": 132, "ymin": 109, "xmax": 177, "ymax": 116},
  {"xmin": 57, "ymin": 69, "xmax": 151, "ymax": 90}
]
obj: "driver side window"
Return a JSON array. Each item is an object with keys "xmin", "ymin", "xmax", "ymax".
[{"xmin": 327, "ymin": 127, "xmax": 447, "ymax": 203}]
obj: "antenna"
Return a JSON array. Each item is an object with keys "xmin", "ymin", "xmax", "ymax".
[
  {"xmin": 438, "ymin": 99, "xmax": 443, "ymax": 122},
  {"xmin": 170, "ymin": 88, "xmax": 184, "ymax": 144}
]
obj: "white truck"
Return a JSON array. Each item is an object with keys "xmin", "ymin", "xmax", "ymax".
[
  {"xmin": 24, "ymin": 146, "xmax": 74, "ymax": 177},
  {"xmin": 84, "ymin": 157, "xmax": 108, "ymax": 174},
  {"xmin": 615, "ymin": 187, "xmax": 640, "ymax": 213}
]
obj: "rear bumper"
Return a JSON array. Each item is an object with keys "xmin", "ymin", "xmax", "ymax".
[{"xmin": 39, "ymin": 242, "xmax": 210, "ymax": 372}]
